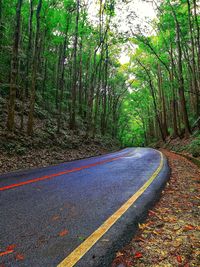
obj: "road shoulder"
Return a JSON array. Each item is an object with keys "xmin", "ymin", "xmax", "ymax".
[{"xmin": 112, "ymin": 149, "xmax": 200, "ymax": 267}]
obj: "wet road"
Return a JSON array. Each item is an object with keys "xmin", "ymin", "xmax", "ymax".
[{"xmin": 0, "ymin": 148, "xmax": 169, "ymax": 267}]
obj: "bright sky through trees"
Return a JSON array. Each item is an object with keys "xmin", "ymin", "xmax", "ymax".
[
  {"xmin": 117, "ymin": 0, "xmax": 156, "ymax": 64},
  {"xmin": 87, "ymin": 0, "xmax": 157, "ymax": 65},
  {"xmin": 88, "ymin": 0, "xmax": 156, "ymax": 32}
]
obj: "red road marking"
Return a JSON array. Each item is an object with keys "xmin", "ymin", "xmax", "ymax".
[{"xmin": 0, "ymin": 153, "xmax": 130, "ymax": 192}]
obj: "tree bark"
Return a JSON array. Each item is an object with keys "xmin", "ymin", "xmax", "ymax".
[
  {"xmin": 158, "ymin": 64, "xmax": 168, "ymax": 138},
  {"xmin": 193, "ymin": 0, "xmax": 200, "ymax": 86},
  {"xmin": 137, "ymin": 59, "xmax": 165, "ymax": 141},
  {"xmin": 169, "ymin": 2, "xmax": 191, "ymax": 137},
  {"xmin": 57, "ymin": 15, "xmax": 70, "ymax": 133},
  {"xmin": 7, "ymin": 0, "xmax": 23, "ymax": 132},
  {"xmin": 101, "ymin": 41, "xmax": 108, "ymax": 135},
  {"xmin": 69, "ymin": 0, "xmax": 79, "ymax": 130},
  {"xmin": 0, "ymin": 0, "xmax": 3, "ymax": 49},
  {"xmin": 186, "ymin": 0, "xmax": 199, "ymax": 118},
  {"xmin": 27, "ymin": 0, "xmax": 42, "ymax": 135},
  {"xmin": 25, "ymin": 0, "xmax": 33, "ymax": 97},
  {"xmin": 78, "ymin": 38, "xmax": 83, "ymax": 117}
]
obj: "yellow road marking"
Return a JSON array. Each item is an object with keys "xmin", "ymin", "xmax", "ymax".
[{"xmin": 57, "ymin": 151, "xmax": 164, "ymax": 267}]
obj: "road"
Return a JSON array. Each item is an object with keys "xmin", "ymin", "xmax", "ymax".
[{"xmin": 0, "ymin": 148, "xmax": 170, "ymax": 267}]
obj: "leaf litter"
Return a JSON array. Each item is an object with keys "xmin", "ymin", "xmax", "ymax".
[
  {"xmin": 112, "ymin": 149, "xmax": 200, "ymax": 267},
  {"xmin": 59, "ymin": 229, "xmax": 69, "ymax": 237}
]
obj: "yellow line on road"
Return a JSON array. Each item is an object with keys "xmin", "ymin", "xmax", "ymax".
[{"xmin": 57, "ymin": 151, "xmax": 164, "ymax": 267}]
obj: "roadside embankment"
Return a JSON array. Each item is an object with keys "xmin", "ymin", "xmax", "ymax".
[{"xmin": 112, "ymin": 149, "xmax": 200, "ymax": 267}]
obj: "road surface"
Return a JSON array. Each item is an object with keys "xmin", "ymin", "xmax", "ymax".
[{"xmin": 0, "ymin": 148, "xmax": 170, "ymax": 267}]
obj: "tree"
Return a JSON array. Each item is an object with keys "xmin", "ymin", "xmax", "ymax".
[
  {"xmin": 27, "ymin": 0, "xmax": 42, "ymax": 135},
  {"xmin": 7, "ymin": 0, "xmax": 23, "ymax": 132}
]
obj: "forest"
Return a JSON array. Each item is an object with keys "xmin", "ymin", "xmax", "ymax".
[
  {"xmin": 0, "ymin": 0, "xmax": 199, "ymax": 149},
  {"xmin": 0, "ymin": 2, "xmax": 200, "ymax": 265}
]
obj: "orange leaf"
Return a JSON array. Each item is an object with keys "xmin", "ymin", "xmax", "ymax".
[
  {"xmin": 134, "ymin": 252, "xmax": 143, "ymax": 259},
  {"xmin": 148, "ymin": 210, "xmax": 156, "ymax": 216},
  {"xmin": 59, "ymin": 229, "xmax": 69, "ymax": 237},
  {"xmin": 116, "ymin": 252, "xmax": 123, "ymax": 257},
  {"xmin": 15, "ymin": 253, "xmax": 24, "ymax": 261},
  {"xmin": 0, "ymin": 250, "xmax": 14, "ymax": 257},
  {"xmin": 6, "ymin": 244, "xmax": 16, "ymax": 251},
  {"xmin": 177, "ymin": 255, "xmax": 182, "ymax": 263},
  {"xmin": 183, "ymin": 224, "xmax": 195, "ymax": 231},
  {"xmin": 52, "ymin": 215, "xmax": 60, "ymax": 221}
]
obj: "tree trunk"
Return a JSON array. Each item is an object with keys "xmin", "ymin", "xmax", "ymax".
[
  {"xmin": 175, "ymin": 19, "xmax": 191, "ymax": 137},
  {"xmin": 158, "ymin": 64, "xmax": 168, "ymax": 138},
  {"xmin": 78, "ymin": 38, "xmax": 83, "ymax": 117},
  {"xmin": 0, "ymin": 0, "xmax": 3, "ymax": 49},
  {"xmin": 186, "ymin": 0, "xmax": 199, "ymax": 119},
  {"xmin": 55, "ymin": 44, "xmax": 63, "ymax": 110},
  {"xmin": 57, "ymin": 15, "xmax": 70, "ymax": 133},
  {"xmin": 83, "ymin": 53, "xmax": 91, "ymax": 119},
  {"xmin": 27, "ymin": 0, "xmax": 42, "ymax": 136},
  {"xmin": 42, "ymin": 58, "xmax": 47, "ymax": 102},
  {"xmin": 137, "ymin": 59, "xmax": 165, "ymax": 141},
  {"xmin": 69, "ymin": 0, "xmax": 79, "ymax": 130},
  {"xmin": 7, "ymin": 0, "xmax": 23, "ymax": 132},
  {"xmin": 169, "ymin": 44, "xmax": 179, "ymax": 137},
  {"xmin": 193, "ymin": 0, "xmax": 200, "ymax": 86},
  {"xmin": 87, "ymin": 51, "xmax": 97, "ymax": 134},
  {"xmin": 101, "ymin": 41, "xmax": 108, "ymax": 135},
  {"xmin": 25, "ymin": 0, "xmax": 33, "ymax": 97},
  {"xmin": 169, "ymin": 2, "xmax": 191, "ymax": 137},
  {"xmin": 93, "ymin": 55, "xmax": 103, "ymax": 136},
  {"xmin": 20, "ymin": 0, "xmax": 33, "ymax": 131}
]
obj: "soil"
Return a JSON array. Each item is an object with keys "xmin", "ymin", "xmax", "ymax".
[
  {"xmin": 0, "ymin": 97, "xmax": 120, "ymax": 175},
  {"xmin": 0, "ymin": 133, "xmax": 119, "ymax": 174}
]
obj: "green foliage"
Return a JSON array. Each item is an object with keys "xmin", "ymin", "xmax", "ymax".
[
  {"xmin": 0, "ymin": 0, "xmax": 199, "ymax": 147},
  {"xmin": 118, "ymin": 0, "xmax": 200, "ymax": 146},
  {"xmin": 186, "ymin": 136, "xmax": 200, "ymax": 157}
]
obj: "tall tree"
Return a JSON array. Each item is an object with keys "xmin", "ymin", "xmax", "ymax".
[
  {"xmin": 27, "ymin": 0, "xmax": 42, "ymax": 135},
  {"xmin": 7, "ymin": 0, "xmax": 23, "ymax": 132},
  {"xmin": 169, "ymin": 1, "xmax": 191, "ymax": 137},
  {"xmin": 69, "ymin": 0, "xmax": 80, "ymax": 130},
  {"xmin": 0, "ymin": 0, "xmax": 3, "ymax": 49}
]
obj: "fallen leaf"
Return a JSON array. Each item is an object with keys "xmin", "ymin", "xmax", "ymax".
[
  {"xmin": 116, "ymin": 252, "xmax": 124, "ymax": 257},
  {"xmin": 183, "ymin": 224, "xmax": 195, "ymax": 231},
  {"xmin": 139, "ymin": 221, "xmax": 153, "ymax": 230},
  {"xmin": 177, "ymin": 255, "xmax": 182, "ymax": 263},
  {"xmin": 52, "ymin": 215, "xmax": 60, "ymax": 221},
  {"xmin": 134, "ymin": 252, "xmax": 143, "ymax": 259},
  {"xmin": 15, "ymin": 253, "xmax": 24, "ymax": 261},
  {"xmin": 134, "ymin": 237, "xmax": 145, "ymax": 242},
  {"xmin": 148, "ymin": 210, "xmax": 156, "ymax": 216},
  {"xmin": 59, "ymin": 229, "xmax": 69, "ymax": 237},
  {"xmin": 0, "ymin": 250, "xmax": 14, "ymax": 257},
  {"xmin": 6, "ymin": 244, "xmax": 16, "ymax": 251},
  {"xmin": 152, "ymin": 230, "xmax": 160, "ymax": 236}
]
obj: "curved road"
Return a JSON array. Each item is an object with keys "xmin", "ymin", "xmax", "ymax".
[{"xmin": 0, "ymin": 148, "xmax": 169, "ymax": 267}]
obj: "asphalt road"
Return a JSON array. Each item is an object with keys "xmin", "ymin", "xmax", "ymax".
[{"xmin": 0, "ymin": 148, "xmax": 170, "ymax": 267}]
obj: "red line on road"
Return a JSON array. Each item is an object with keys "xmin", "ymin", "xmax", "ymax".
[{"xmin": 0, "ymin": 153, "xmax": 130, "ymax": 192}]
